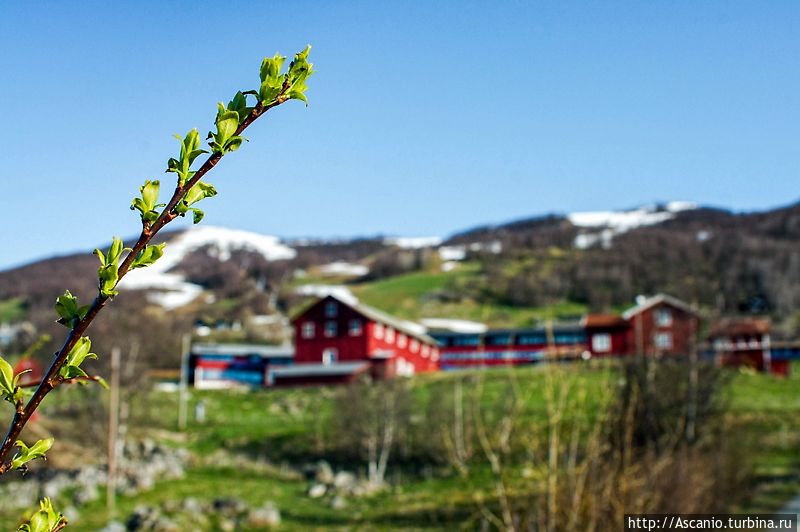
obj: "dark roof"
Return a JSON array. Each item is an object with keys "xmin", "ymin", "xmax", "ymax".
[
  {"xmin": 708, "ymin": 318, "xmax": 770, "ymax": 338},
  {"xmin": 191, "ymin": 343, "xmax": 294, "ymax": 358},
  {"xmin": 582, "ymin": 314, "xmax": 628, "ymax": 329}
]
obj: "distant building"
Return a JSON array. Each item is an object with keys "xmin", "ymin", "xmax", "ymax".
[
  {"xmin": 190, "ymin": 343, "xmax": 293, "ymax": 389},
  {"xmin": 288, "ymin": 295, "xmax": 440, "ymax": 386},
  {"xmin": 582, "ymin": 314, "xmax": 630, "ymax": 356},
  {"xmin": 621, "ymin": 294, "xmax": 700, "ymax": 357},
  {"xmin": 430, "ymin": 324, "xmax": 587, "ymax": 370},
  {"xmin": 706, "ymin": 318, "xmax": 790, "ymax": 376}
]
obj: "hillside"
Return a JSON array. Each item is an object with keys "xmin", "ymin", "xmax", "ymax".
[{"xmin": 2, "ymin": 200, "xmax": 800, "ymax": 371}]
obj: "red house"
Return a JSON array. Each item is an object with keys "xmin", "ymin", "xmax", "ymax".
[
  {"xmin": 621, "ymin": 294, "xmax": 700, "ymax": 356},
  {"xmin": 283, "ymin": 295, "xmax": 439, "ymax": 386}
]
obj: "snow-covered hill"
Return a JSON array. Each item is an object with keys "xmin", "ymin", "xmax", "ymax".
[{"xmin": 122, "ymin": 226, "xmax": 296, "ymax": 309}]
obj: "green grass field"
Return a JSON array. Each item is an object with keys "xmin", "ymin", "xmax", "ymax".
[{"xmin": 4, "ymin": 362, "xmax": 792, "ymax": 531}]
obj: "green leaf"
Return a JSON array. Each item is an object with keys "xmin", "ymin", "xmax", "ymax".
[
  {"xmin": 130, "ymin": 243, "xmax": 166, "ymax": 270},
  {"xmin": 11, "ymin": 438, "xmax": 53, "ymax": 470},
  {"xmin": 60, "ymin": 365, "xmax": 88, "ymax": 380},
  {"xmin": 191, "ymin": 208, "xmax": 204, "ymax": 224},
  {"xmin": 54, "ymin": 290, "xmax": 88, "ymax": 328},
  {"xmin": 18, "ymin": 497, "xmax": 66, "ymax": 532},
  {"xmin": 0, "ymin": 357, "xmax": 14, "ymax": 397},
  {"xmin": 62, "ymin": 337, "xmax": 97, "ymax": 372},
  {"xmin": 183, "ymin": 181, "xmax": 217, "ymax": 207},
  {"xmin": 167, "ymin": 130, "xmax": 208, "ymax": 185},
  {"xmin": 95, "ymin": 376, "xmax": 109, "ymax": 390},
  {"xmin": 96, "ymin": 238, "xmax": 127, "ymax": 297}
]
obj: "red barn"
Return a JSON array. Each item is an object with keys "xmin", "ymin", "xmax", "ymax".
[
  {"xmin": 285, "ymin": 295, "xmax": 439, "ymax": 386},
  {"xmin": 622, "ymin": 294, "xmax": 699, "ymax": 356}
]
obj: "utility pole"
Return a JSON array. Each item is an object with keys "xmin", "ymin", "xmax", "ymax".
[{"xmin": 106, "ymin": 347, "xmax": 121, "ymax": 516}]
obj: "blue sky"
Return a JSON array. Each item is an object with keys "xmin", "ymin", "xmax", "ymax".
[{"xmin": 1, "ymin": 1, "xmax": 798, "ymax": 269}]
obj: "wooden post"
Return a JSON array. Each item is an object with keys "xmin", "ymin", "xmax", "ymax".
[
  {"xmin": 106, "ymin": 346, "xmax": 121, "ymax": 515},
  {"xmin": 178, "ymin": 334, "xmax": 191, "ymax": 430}
]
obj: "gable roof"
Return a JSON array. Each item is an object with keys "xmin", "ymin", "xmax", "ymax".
[
  {"xmin": 295, "ymin": 295, "xmax": 438, "ymax": 346},
  {"xmin": 622, "ymin": 293, "xmax": 697, "ymax": 320}
]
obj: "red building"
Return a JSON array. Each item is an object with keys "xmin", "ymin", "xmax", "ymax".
[
  {"xmin": 286, "ymin": 295, "xmax": 439, "ymax": 386},
  {"xmin": 706, "ymin": 318, "xmax": 789, "ymax": 376},
  {"xmin": 583, "ymin": 314, "xmax": 630, "ymax": 356},
  {"xmin": 621, "ymin": 294, "xmax": 700, "ymax": 356}
]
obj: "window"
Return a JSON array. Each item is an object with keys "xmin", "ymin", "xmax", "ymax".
[
  {"xmin": 322, "ymin": 348, "xmax": 338, "ymax": 365},
  {"xmin": 592, "ymin": 333, "xmax": 611, "ymax": 353},
  {"xmin": 374, "ymin": 323, "xmax": 384, "ymax": 339},
  {"xmin": 301, "ymin": 322, "xmax": 315, "ymax": 339},
  {"xmin": 453, "ymin": 335, "xmax": 480, "ymax": 347},
  {"xmin": 431, "ymin": 348, "xmax": 440, "ymax": 361},
  {"xmin": 397, "ymin": 334, "xmax": 407, "ymax": 348},
  {"xmin": 410, "ymin": 340, "xmax": 419, "ymax": 353},
  {"xmin": 348, "ymin": 319, "xmax": 362, "ymax": 336},
  {"xmin": 325, "ymin": 321, "xmax": 337, "ymax": 338},
  {"xmin": 655, "ymin": 308, "xmax": 672, "ymax": 327},
  {"xmin": 655, "ymin": 332, "xmax": 673, "ymax": 349},
  {"xmin": 386, "ymin": 327, "xmax": 395, "ymax": 344},
  {"xmin": 421, "ymin": 344, "xmax": 430, "ymax": 357},
  {"xmin": 517, "ymin": 333, "xmax": 547, "ymax": 346},
  {"xmin": 485, "ymin": 334, "xmax": 511, "ymax": 346},
  {"xmin": 325, "ymin": 301, "xmax": 338, "ymax": 318}
]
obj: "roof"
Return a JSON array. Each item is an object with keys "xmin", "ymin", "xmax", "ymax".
[
  {"xmin": 295, "ymin": 295, "xmax": 438, "ymax": 346},
  {"xmin": 622, "ymin": 294, "xmax": 697, "ymax": 320},
  {"xmin": 708, "ymin": 318, "xmax": 770, "ymax": 338},
  {"xmin": 268, "ymin": 362, "xmax": 369, "ymax": 378},
  {"xmin": 582, "ymin": 314, "xmax": 628, "ymax": 329},
  {"xmin": 191, "ymin": 343, "xmax": 294, "ymax": 358}
]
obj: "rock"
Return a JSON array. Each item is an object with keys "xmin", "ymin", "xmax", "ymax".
[
  {"xmin": 212, "ymin": 497, "xmax": 247, "ymax": 517},
  {"xmin": 181, "ymin": 497, "xmax": 204, "ymax": 514},
  {"xmin": 218, "ymin": 517, "xmax": 237, "ymax": 532},
  {"xmin": 333, "ymin": 471, "xmax": 357, "ymax": 491},
  {"xmin": 330, "ymin": 495, "xmax": 347, "ymax": 510},
  {"xmin": 99, "ymin": 521, "xmax": 126, "ymax": 532},
  {"xmin": 308, "ymin": 483, "xmax": 327, "ymax": 498},
  {"xmin": 314, "ymin": 460, "xmax": 334, "ymax": 484},
  {"xmin": 247, "ymin": 502, "xmax": 281, "ymax": 527}
]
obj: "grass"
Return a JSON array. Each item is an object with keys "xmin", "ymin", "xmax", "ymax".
[
  {"xmin": 348, "ymin": 264, "xmax": 588, "ymax": 327},
  {"xmin": 1, "ymin": 362, "xmax": 798, "ymax": 530},
  {"xmin": 0, "ymin": 298, "xmax": 25, "ymax": 322}
]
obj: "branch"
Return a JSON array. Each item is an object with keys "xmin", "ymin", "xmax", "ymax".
[{"xmin": 0, "ymin": 79, "xmax": 301, "ymax": 474}]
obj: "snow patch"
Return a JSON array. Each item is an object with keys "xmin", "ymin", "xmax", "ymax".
[
  {"xmin": 385, "ymin": 236, "xmax": 443, "ymax": 249},
  {"xmin": 121, "ymin": 226, "xmax": 296, "ymax": 309},
  {"xmin": 294, "ymin": 284, "xmax": 358, "ymax": 305},
  {"xmin": 318, "ymin": 261, "xmax": 369, "ymax": 277},
  {"xmin": 570, "ymin": 202, "xmax": 697, "ymax": 249}
]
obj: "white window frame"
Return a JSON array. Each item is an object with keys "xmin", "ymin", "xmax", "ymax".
[
  {"xmin": 410, "ymin": 339, "xmax": 419, "ymax": 353},
  {"xmin": 592, "ymin": 333, "xmax": 612, "ymax": 353},
  {"xmin": 655, "ymin": 332, "xmax": 673, "ymax": 350},
  {"xmin": 348, "ymin": 319, "xmax": 362, "ymax": 337},
  {"xmin": 324, "ymin": 301, "xmax": 338, "ymax": 318},
  {"xmin": 324, "ymin": 321, "xmax": 337, "ymax": 338},
  {"xmin": 301, "ymin": 322, "xmax": 315, "ymax": 339},
  {"xmin": 397, "ymin": 333, "xmax": 407, "ymax": 348},
  {"xmin": 386, "ymin": 327, "xmax": 395, "ymax": 344},
  {"xmin": 374, "ymin": 323, "xmax": 384, "ymax": 339},
  {"xmin": 655, "ymin": 307, "xmax": 673, "ymax": 327}
]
